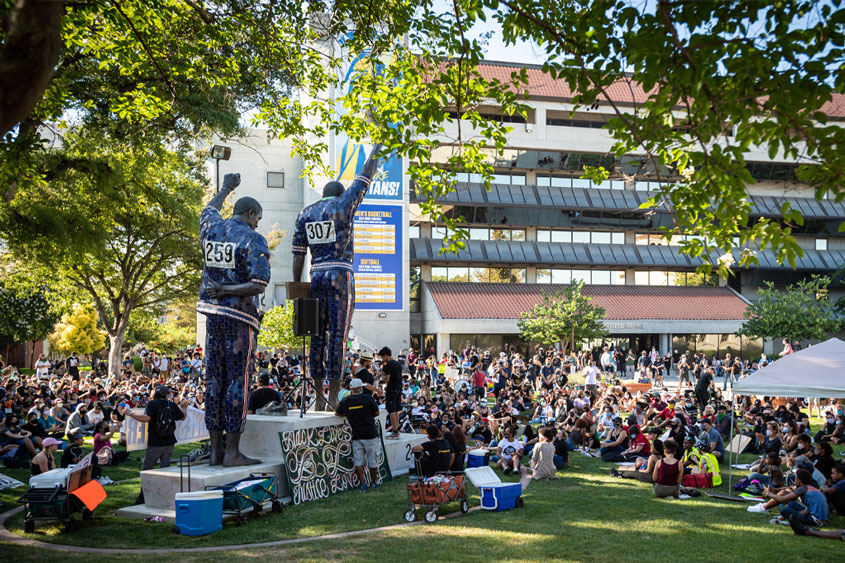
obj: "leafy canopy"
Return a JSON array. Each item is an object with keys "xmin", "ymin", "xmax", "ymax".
[
  {"xmin": 517, "ymin": 281, "xmax": 608, "ymax": 352},
  {"xmin": 49, "ymin": 303, "xmax": 107, "ymax": 355},
  {"xmin": 258, "ymin": 302, "xmax": 306, "ymax": 352},
  {"xmin": 737, "ymin": 276, "xmax": 842, "ymax": 342}
]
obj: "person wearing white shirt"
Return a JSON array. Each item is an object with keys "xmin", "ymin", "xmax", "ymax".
[
  {"xmin": 496, "ymin": 428, "xmax": 524, "ymax": 475},
  {"xmin": 35, "ymin": 354, "xmax": 51, "ymax": 380},
  {"xmin": 582, "ymin": 360, "xmax": 600, "ymax": 399}
]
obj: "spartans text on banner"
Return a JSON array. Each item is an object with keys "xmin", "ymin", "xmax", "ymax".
[{"xmin": 124, "ymin": 407, "xmax": 210, "ymax": 451}]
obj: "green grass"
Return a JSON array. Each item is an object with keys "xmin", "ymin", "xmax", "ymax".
[{"xmin": 3, "ymin": 447, "xmax": 844, "ymax": 561}]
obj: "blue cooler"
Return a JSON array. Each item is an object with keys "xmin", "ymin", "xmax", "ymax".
[
  {"xmin": 175, "ymin": 490, "xmax": 223, "ymax": 536},
  {"xmin": 465, "ymin": 467, "xmax": 524, "ymax": 512},
  {"xmin": 466, "ymin": 448, "xmax": 490, "ymax": 468}
]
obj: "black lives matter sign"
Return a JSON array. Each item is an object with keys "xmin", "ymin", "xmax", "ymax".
[{"xmin": 279, "ymin": 422, "xmax": 391, "ymax": 505}]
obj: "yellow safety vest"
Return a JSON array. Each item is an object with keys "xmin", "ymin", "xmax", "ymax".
[{"xmin": 699, "ymin": 452, "xmax": 722, "ymax": 486}]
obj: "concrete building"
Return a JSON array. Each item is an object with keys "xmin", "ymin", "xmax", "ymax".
[{"xmin": 202, "ymin": 61, "xmax": 845, "ymax": 360}]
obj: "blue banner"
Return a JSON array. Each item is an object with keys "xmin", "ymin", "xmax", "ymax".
[{"xmin": 353, "ymin": 204, "xmax": 403, "ymax": 310}]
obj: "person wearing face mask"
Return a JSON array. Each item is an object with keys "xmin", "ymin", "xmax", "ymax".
[
  {"xmin": 814, "ymin": 412, "xmax": 838, "ymax": 443},
  {"xmin": 811, "ymin": 442, "xmax": 836, "ymax": 481},
  {"xmin": 65, "ymin": 402, "xmax": 94, "ymax": 437},
  {"xmin": 758, "ymin": 422, "xmax": 783, "ymax": 456}
]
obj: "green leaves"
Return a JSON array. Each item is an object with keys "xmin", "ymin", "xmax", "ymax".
[
  {"xmin": 517, "ymin": 281, "xmax": 608, "ymax": 353},
  {"xmin": 737, "ymin": 276, "xmax": 842, "ymax": 342}
]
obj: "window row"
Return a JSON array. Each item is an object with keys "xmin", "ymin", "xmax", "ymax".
[
  {"xmin": 537, "ymin": 230, "xmax": 625, "ymax": 245},
  {"xmin": 536, "ymin": 269, "xmax": 626, "ymax": 285},
  {"xmin": 536, "ymin": 176, "xmax": 626, "ymax": 190},
  {"xmin": 455, "ymin": 172, "xmax": 526, "ymax": 185},
  {"xmin": 431, "ymin": 267, "xmax": 527, "ymax": 283},
  {"xmin": 431, "ymin": 227, "xmax": 527, "ymax": 241},
  {"xmin": 633, "ymin": 271, "xmax": 718, "ymax": 286}
]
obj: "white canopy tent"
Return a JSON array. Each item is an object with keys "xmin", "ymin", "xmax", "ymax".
[
  {"xmin": 732, "ymin": 337, "xmax": 845, "ymax": 398},
  {"xmin": 720, "ymin": 337, "xmax": 845, "ymax": 497}
]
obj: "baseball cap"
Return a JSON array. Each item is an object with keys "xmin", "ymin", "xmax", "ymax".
[
  {"xmin": 42, "ymin": 437, "xmax": 62, "ymax": 447},
  {"xmin": 350, "ymin": 378, "xmax": 363, "ymax": 389}
]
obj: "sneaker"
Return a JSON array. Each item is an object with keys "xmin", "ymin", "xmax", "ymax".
[
  {"xmin": 769, "ymin": 517, "xmax": 789, "ymax": 526},
  {"xmin": 789, "ymin": 515, "xmax": 810, "ymax": 536},
  {"xmin": 388, "ymin": 433, "xmax": 401, "ymax": 440},
  {"xmin": 679, "ymin": 494, "xmax": 692, "ymax": 499},
  {"xmin": 503, "ymin": 467, "xmax": 512, "ymax": 475},
  {"xmin": 747, "ymin": 503, "xmax": 768, "ymax": 513},
  {"xmin": 359, "ymin": 483, "xmax": 368, "ymax": 493},
  {"xmin": 610, "ymin": 467, "xmax": 620, "ymax": 478},
  {"xmin": 369, "ymin": 482, "xmax": 379, "ymax": 490}
]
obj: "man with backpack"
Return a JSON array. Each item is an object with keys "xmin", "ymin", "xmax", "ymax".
[{"xmin": 121, "ymin": 384, "xmax": 186, "ymax": 504}]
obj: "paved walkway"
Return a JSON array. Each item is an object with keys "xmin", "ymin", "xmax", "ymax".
[{"xmin": 0, "ymin": 504, "xmax": 478, "ymax": 555}]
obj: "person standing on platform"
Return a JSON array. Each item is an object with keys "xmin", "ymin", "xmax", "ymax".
[
  {"xmin": 355, "ymin": 351, "xmax": 379, "ymax": 398},
  {"xmin": 292, "ymin": 145, "xmax": 382, "ymax": 411},
  {"xmin": 380, "ymin": 346, "xmax": 403, "ymax": 439},
  {"xmin": 335, "ymin": 378, "xmax": 382, "ymax": 492}
]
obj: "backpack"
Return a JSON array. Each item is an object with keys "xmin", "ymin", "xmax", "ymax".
[{"xmin": 155, "ymin": 400, "xmax": 176, "ymax": 436}]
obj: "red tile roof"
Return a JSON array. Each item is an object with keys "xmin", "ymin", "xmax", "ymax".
[
  {"xmin": 476, "ymin": 62, "xmax": 845, "ymax": 118},
  {"xmin": 426, "ymin": 283, "xmax": 749, "ymax": 321}
]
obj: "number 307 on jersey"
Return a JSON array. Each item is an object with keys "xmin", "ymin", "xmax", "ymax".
[
  {"xmin": 305, "ymin": 221, "xmax": 336, "ymax": 244},
  {"xmin": 204, "ymin": 241, "xmax": 237, "ymax": 269}
]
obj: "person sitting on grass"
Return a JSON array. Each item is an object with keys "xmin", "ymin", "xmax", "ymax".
[
  {"xmin": 616, "ymin": 421, "xmax": 650, "ymax": 463},
  {"xmin": 747, "ymin": 452, "xmax": 785, "ymax": 489},
  {"xmin": 819, "ymin": 463, "xmax": 845, "ymax": 517},
  {"xmin": 747, "ymin": 468, "xmax": 828, "ymax": 528},
  {"xmin": 552, "ymin": 426, "xmax": 570, "ymax": 470},
  {"xmin": 31, "ymin": 437, "xmax": 61, "ymax": 476},
  {"xmin": 411, "ymin": 424, "xmax": 454, "ymax": 478},
  {"xmin": 599, "ymin": 416, "xmax": 628, "ymax": 461},
  {"xmin": 613, "ymin": 439, "xmax": 664, "ymax": 483},
  {"xmin": 496, "ymin": 427, "xmax": 524, "ymax": 475},
  {"xmin": 519, "ymin": 426, "xmax": 558, "ymax": 487},
  {"xmin": 652, "ymin": 439, "xmax": 683, "ymax": 499}
]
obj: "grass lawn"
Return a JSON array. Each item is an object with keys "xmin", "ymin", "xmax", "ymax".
[{"xmin": 2, "ymin": 443, "xmax": 844, "ymax": 562}]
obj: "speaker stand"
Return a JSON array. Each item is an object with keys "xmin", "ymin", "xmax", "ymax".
[{"xmin": 283, "ymin": 335, "xmax": 330, "ymax": 418}]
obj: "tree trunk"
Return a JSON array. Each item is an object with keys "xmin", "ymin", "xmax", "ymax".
[{"xmin": 108, "ymin": 332, "xmax": 125, "ymax": 381}]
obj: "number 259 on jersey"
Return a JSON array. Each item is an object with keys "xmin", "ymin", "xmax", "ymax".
[
  {"xmin": 305, "ymin": 221, "xmax": 336, "ymax": 244},
  {"xmin": 204, "ymin": 241, "xmax": 237, "ymax": 269}
]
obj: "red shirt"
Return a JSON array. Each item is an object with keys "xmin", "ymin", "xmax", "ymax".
[
  {"xmin": 658, "ymin": 407, "xmax": 676, "ymax": 420},
  {"xmin": 626, "ymin": 427, "xmax": 651, "ymax": 455}
]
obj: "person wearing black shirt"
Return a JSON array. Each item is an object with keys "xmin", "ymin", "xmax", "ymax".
[
  {"xmin": 380, "ymin": 347, "xmax": 403, "ymax": 439},
  {"xmin": 335, "ymin": 378, "xmax": 382, "ymax": 491},
  {"xmin": 247, "ymin": 373, "xmax": 282, "ymax": 414},
  {"xmin": 120, "ymin": 385, "xmax": 186, "ymax": 504},
  {"xmin": 695, "ymin": 368, "xmax": 715, "ymax": 415},
  {"xmin": 355, "ymin": 351, "xmax": 378, "ymax": 397},
  {"xmin": 412, "ymin": 424, "xmax": 454, "ymax": 477},
  {"xmin": 444, "ymin": 426, "xmax": 467, "ymax": 471}
]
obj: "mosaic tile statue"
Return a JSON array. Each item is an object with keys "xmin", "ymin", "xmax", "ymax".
[
  {"xmin": 197, "ymin": 173, "xmax": 270, "ymax": 466},
  {"xmin": 292, "ymin": 145, "xmax": 381, "ymax": 410}
]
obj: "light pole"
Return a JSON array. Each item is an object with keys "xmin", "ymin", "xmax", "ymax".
[{"xmin": 210, "ymin": 144, "xmax": 231, "ymax": 193}]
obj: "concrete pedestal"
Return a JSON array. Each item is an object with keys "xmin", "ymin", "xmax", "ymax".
[{"xmin": 116, "ymin": 408, "xmax": 426, "ymax": 520}]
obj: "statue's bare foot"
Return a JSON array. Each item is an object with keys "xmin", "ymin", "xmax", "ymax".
[{"xmin": 222, "ymin": 451, "xmax": 260, "ymax": 467}]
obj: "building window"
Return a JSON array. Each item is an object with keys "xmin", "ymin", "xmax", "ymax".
[
  {"xmin": 409, "ymin": 225, "xmax": 420, "ymax": 238},
  {"xmin": 537, "ymin": 269, "xmax": 624, "ymax": 285},
  {"xmin": 634, "ymin": 270, "xmax": 718, "ymax": 286},
  {"xmin": 538, "ymin": 229, "xmax": 623, "ymax": 245},
  {"xmin": 456, "ymin": 172, "xmax": 526, "ymax": 185},
  {"xmin": 409, "ymin": 266, "xmax": 421, "ymax": 313},
  {"xmin": 431, "ymin": 267, "xmax": 448, "ymax": 281},
  {"xmin": 267, "ymin": 172, "xmax": 284, "ymax": 188},
  {"xmin": 432, "ymin": 226, "xmax": 448, "ymax": 239},
  {"xmin": 635, "ymin": 180, "xmax": 671, "ymax": 191},
  {"xmin": 816, "ymin": 238, "xmax": 828, "ymax": 251}
]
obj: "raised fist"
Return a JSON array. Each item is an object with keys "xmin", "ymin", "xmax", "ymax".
[{"xmin": 222, "ymin": 173, "xmax": 241, "ymax": 191}]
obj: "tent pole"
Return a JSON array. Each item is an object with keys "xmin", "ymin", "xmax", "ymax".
[{"xmin": 727, "ymin": 397, "xmax": 735, "ymax": 493}]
